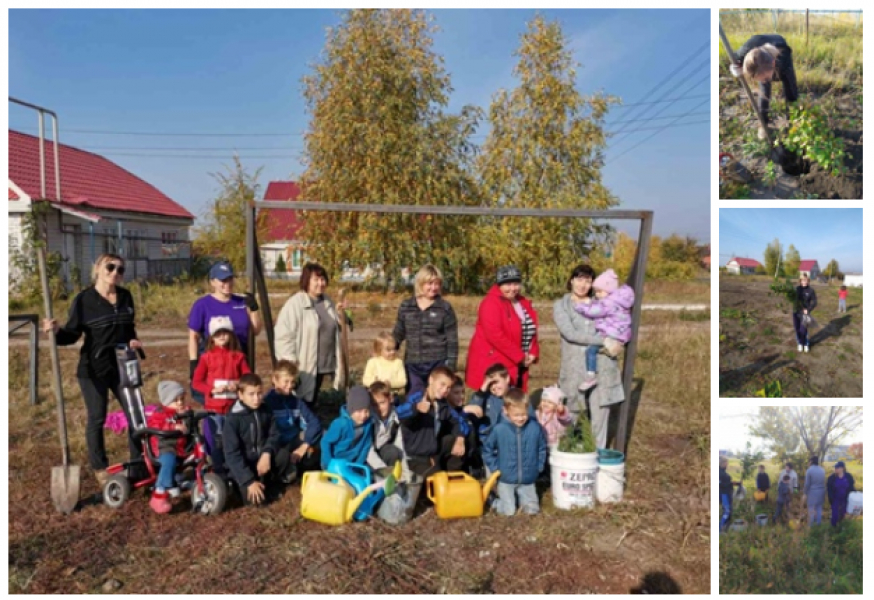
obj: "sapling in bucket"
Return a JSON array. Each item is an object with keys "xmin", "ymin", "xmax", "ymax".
[{"xmin": 551, "ymin": 410, "xmax": 598, "ymax": 509}]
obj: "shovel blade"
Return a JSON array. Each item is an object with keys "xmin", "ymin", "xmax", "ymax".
[{"xmin": 51, "ymin": 465, "xmax": 81, "ymax": 514}]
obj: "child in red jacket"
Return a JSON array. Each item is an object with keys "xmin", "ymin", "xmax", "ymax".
[
  {"xmin": 146, "ymin": 381, "xmax": 190, "ymax": 513},
  {"xmin": 192, "ymin": 316, "xmax": 251, "ymax": 477}
]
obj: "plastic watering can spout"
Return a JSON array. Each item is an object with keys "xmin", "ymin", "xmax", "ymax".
[
  {"xmin": 346, "ymin": 474, "xmax": 398, "ymax": 521},
  {"xmin": 482, "ymin": 470, "xmax": 501, "ymax": 503}
]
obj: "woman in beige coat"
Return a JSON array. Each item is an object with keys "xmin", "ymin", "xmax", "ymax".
[{"xmin": 274, "ymin": 263, "xmax": 346, "ymax": 405}]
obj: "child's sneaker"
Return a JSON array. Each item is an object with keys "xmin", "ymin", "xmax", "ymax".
[
  {"xmin": 804, "ymin": 346, "xmax": 809, "ymax": 353},
  {"xmin": 167, "ymin": 487, "xmax": 182, "ymax": 499},
  {"xmin": 797, "ymin": 344, "xmax": 803, "ymax": 352},
  {"xmin": 578, "ymin": 373, "xmax": 598, "ymax": 392},
  {"xmin": 149, "ymin": 490, "xmax": 172, "ymax": 514}
]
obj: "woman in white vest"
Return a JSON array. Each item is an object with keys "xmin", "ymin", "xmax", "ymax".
[{"xmin": 274, "ymin": 263, "xmax": 346, "ymax": 405}]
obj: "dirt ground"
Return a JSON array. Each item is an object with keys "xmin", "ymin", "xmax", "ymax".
[
  {"xmin": 719, "ymin": 277, "xmax": 863, "ymax": 397},
  {"xmin": 8, "ymin": 308, "xmax": 710, "ymax": 594},
  {"xmin": 719, "ymin": 87, "xmax": 863, "ymax": 200}
]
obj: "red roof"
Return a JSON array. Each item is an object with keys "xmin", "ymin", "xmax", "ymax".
[
  {"xmin": 799, "ymin": 260, "xmax": 818, "ymax": 272},
  {"xmin": 262, "ymin": 181, "xmax": 303, "ymax": 242},
  {"xmin": 9, "ymin": 189, "xmax": 18, "ymax": 200},
  {"xmin": 8, "ymin": 130, "xmax": 193, "ymax": 220},
  {"xmin": 730, "ymin": 257, "xmax": 762, "ymax": 268}
]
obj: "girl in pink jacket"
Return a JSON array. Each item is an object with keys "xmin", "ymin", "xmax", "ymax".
[
  {"xmin": 537, "ymin": 386, "xmax": 573, "ymax": 447},
  {"xmin": 574, "ymin": 269, "xmax": 635, "ymax": 391}
]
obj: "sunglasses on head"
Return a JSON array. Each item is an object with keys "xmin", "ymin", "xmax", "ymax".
[{"xmin": 106, "ymin": 263, "xmax": 125, "ymax": 275}]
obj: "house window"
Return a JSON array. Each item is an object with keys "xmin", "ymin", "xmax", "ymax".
[
  {"xmin": 103, "ymin": 228, "xmax": 119, "ymax": 254},
  {"xmin": 162, "ymin": 231, "xmax": 180, "ymax": 257},
  {"xmin": 124, "ymin": 229, "xmax": 148, "ymax": 258},
  {"xmin": 291, "ymin": 249, "xmax": 302, "ymax": 270}
]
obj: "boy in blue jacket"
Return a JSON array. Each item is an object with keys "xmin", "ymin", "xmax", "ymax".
[
  {"xmin": 321, "ymin": 386, "xmax": 373, "ymax": 468},
  {"xmin": 263, "ymin": 360, "xmax": 322, "ymax": 480},
  {"xmin": 483, "ymin": 388, "xmax": 547, "ymax": 516}
]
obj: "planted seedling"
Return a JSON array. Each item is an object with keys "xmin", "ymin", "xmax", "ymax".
[
  {"xmin": 782, "ymin": 103, "xmax": 847, "ymax": 176},
  {"xmin": 762, "ymin": 160, "xmax": 778, "ymax": 189}
]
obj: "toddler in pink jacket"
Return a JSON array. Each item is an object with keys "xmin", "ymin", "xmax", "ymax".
[
  {"xmin": 573, "ymin": 269, "xmax": 635, "ymax": 392},
  {"xmin": 537, "ymin": 386, "xmax": 573, "ymax": 447}
]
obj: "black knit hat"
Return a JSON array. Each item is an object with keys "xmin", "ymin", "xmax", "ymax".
[{"xmin": 496, "ymin": 265, "xmax": 522, "ymax": 285}]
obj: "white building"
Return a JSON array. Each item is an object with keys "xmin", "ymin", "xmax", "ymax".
[
  {"xmin": 725, "ymin": 257, "xmax": 761, "ymax": 275},
  {"xmin": 844, "ymin": 273, "xmax": 863, "ymax": 287}
]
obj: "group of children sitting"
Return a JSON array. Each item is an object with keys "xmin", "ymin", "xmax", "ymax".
[{"xmin": 144, "ymin": 315, "xmax": 580, "ymax": 517}]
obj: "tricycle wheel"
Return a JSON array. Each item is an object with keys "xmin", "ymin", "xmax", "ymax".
[
  {"xmin": 103, "ymin": 474, "xmax": 131, "ymax": 509},
  {"xmin": 192, "ymin": 473, "xmax": 228, "ymax": 516}
]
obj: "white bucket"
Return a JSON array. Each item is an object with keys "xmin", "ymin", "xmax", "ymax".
[
  {"xmin": 550, "ymin": 450, "xmax": 598, "ymax": 509},
  {"xmin": 596, "ymin": 462, "xmax": 626, "ymax": 503},
  {"xmin": 847, "ymin": 491, "xmax": 863, "ymax": 516}
]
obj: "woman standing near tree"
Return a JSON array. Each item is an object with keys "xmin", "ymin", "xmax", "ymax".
[
  {"xmin": 729, "ymin": 34, "xmax": 799, "ymax": 140},
  {"xmin": 826, "ymin": 461, "xmax": 856, "ymax": 527},
  {"xmin": 42, "ymin": 253, "xmax": 143, "ymax": 487},
  {"xmin": 392, "ymin": 264, "xmax": 458, "ymax": 395},
  {"xmin": 465, "ymin": 265, "xmax": 539, "ymax": 393},
  {"xmin": 274, "ymin": 262, "xmax": 346, "ymax": 405},
  {"xmin": 553, "ymin": 264, "xmax": 625, "ymax": 449}
]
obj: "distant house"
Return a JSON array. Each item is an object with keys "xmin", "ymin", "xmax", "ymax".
[
  {"xmin": 726, "ymin": 257, "xmax": 762, "ymax": 275},
  {"xmin": 799, "ymin": 259, "xmax": 821, "ymax": 280},
  {"xmin": 844, "ymin": 272, "xmax": 863, "ymax": 287},
  {"xmin": 8, "ymin": 130, "xmax": 194, "ymax": 288},
  {"xmin": 701, "ymin": 255, "xmax": 711, "ymax": 270},
  {"xmin": 258, "ymin": 181, "xmax": 305, "ymax": 277},
  {"xmin": 825, "ymin": 445, "xmax": 851, "ymax": 462}
]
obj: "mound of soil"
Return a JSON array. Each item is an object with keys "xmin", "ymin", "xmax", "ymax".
[
  {"xmin": 799, "ymin": 129, "xmax": 863, "ymax": 199},
  {"xmin": 719, "ymin": 278, "xmax": 863, "ymax": 397}
]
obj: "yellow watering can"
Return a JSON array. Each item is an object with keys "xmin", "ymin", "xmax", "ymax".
[
  {"xmin": 754, "ymin": 490, "xmax": 767, "ymax": 502},
  {"xmin": 301, "ymin": 470, "xmax": 397, "ymax": 526},
  {"xmin": 426, "ymin": 470, "xmax": 501, "ymax": 519}
]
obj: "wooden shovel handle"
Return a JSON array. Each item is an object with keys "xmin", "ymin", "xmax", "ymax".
[
  {"xmin": 337, "ymin": 288, "xmax": 350, "ymax": 393},
  {"xmin": 37, "ymin": 246, "xmax": 72, "ymax": 467}
]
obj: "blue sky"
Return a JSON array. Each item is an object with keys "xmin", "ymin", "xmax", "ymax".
[
  {"xmin": 9, "ymin": 9, "xmax": 710, "ymax": 241},
  {"xmin": 719, "ymin": 208, "xmax": 863, "ymax": 272}
]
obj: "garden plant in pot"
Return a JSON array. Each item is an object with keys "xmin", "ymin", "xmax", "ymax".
[{"xmin": 550, "ymin": 410, "xmax": 599, "ymax": 509}]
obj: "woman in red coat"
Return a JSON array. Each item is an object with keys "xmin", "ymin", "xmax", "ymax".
[{"xmin": 465, "ymin": 265, "xmax": 539, "ymax": 392}]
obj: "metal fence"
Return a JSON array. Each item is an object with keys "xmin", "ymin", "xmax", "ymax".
[{"xmin": 719, "ymin": 9, "xmax": 863, "ymax": 38}]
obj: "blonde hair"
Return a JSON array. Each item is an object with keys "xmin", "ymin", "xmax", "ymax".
[
  {"xmin": 372, "ymin": 332, "xmax": 396, "ymax": 356},
  {"xmin": 272, "ymin": 359, "xmax": 299, "ymax": 379},
  {"xmin": 91, "ymin": 253, "xmax": 125, "ymax": 283},
  {"xmin": 503, "ymin": 388, "xmax": 529, "ymax": 411},
  {"xmin": 719, "ymin": 456, "xmax": 729, "ymax": 468},
  {"xmin": 414, "ymin": 264, "xmax": 443, "ymax": 298},
  {"xmin": 743, "ymin": 44, "xmax": 780, "ymax": 80}
]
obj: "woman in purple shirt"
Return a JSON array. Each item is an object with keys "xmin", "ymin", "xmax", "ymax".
[{"xmin": 188, "ymin": 261, "xmax": 261, "ymax": 401}]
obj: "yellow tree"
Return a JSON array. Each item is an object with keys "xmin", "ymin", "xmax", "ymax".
[
  {"xmin": 300, "ymin": 9, "xmax": 483, "ymax": 291},
  {"xmin": 478, "ymin": 15, "xmax": 619, "ymax": 296}
]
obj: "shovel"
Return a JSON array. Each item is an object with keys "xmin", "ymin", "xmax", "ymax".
[
  {"xmin": 38, "ymin": 246, "xmax": 80, "ymax": 514},
  {"xmin": 337, "ymin": 287, "xmax": 351, "ymax": 394},
  {"xmin": 718, "ymin": 23, "xmax": 805, "ymax": 176}
]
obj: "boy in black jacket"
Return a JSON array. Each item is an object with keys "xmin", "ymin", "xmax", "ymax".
[
  {"xmin": 396, "ymin": 366, "xmax": 466, "ymax": 477},
  {"xmin": 756, "ymin": 465, "xmax": 771, "ymax": 502},
  {"xmin": 223, "ymin": 373, "xmax": 291, "ymax": 505}
]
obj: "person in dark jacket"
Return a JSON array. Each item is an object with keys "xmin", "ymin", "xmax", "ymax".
[
  {"xmin": 719, "ymin": 456, "xmax": 734, "ymax": 532},
  {"xmin": 222, "ymin": 374, "xmax": 289, "ymax": 506},
  {"xmin": 756, "ymin": 464, "xmax": 771, "ymax": 502},
  {"xmin": 392, "ymin": 264, "xmax": 459, "ymax": 395},
  {"xmin": 396, "ymin": 366, "xmax": 464, "ymax": 477},
  {"xmin": 827, "ymin": 461, "xmax": 856, "ymax": 527},
  {"xmin": 773, "ymin": 474, "xmax": 792, "ymax": 525},
  {"xmin": 483, "ymin": 389, "xmax": 547, "ymax": 516},
  {"xmin": 794, "ymin": 274, "xmax": 818, "ymax": 353},
  {"xmin": 263, "ymin": 360, "xmax": 322, "ymax": 479},
  {"xmin": 42, "ymin": 253, "xmax": 143, "ymax": 487},
  {"xmin": 320, "ymin": 386, "xmax": 374, "ymax": 468},
  {"xmin": 729, "ymin": 34, "xmax": 799, "ymax": 140}
]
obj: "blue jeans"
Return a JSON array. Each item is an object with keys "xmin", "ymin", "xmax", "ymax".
[
  {"xmin": 839, "ymin": 298, "xmax": 847, "ymax": 312},
  {"xmin": 405, "ymin": 360, "xmax": 445, "ymax": 396},
  {"xmin": 720, "ymin": 493, "xmax": 732, "ymax": 531},
  {"xmin": 496, "ymin": 482, "xmax": 539, "ymax": 516},
  {"xmin": 808, "ymin": 503, "xmax": 823, "ymax": 526},
  {"xmin": 585, "ymin": 345, "xmax": 599, "ymax": 373},
  {"xmin": 156, "ymin": 452, "xmax": 177, "ymax": 491},
  {"xmin": 205, "ymin": 414, "xmax": 227, "ymax": 477}
]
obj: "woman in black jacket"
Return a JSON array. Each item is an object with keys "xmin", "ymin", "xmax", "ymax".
[
  {"xmin": 42, "ymin": 253, "xmax": 143, "ymax": 487},
  {"xmin": 729, "ymin": 34, "xmax": 799, "ymax": 140},
  {"xmin": 793, "ymin": 274, "xmax": 818, "ymax": 353}
]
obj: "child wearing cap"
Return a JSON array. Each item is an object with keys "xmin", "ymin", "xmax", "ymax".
[
  {"xmin": 366, "ymin": 381, "xmax": 412, "ymax": 481},
  {"xmin": 536, "ymin": 386, "xmax": 573, "ymax": 447},
  {"xmin": 320, "ymin": 386, "xmax": 374, "ymax": 468},
  {"xmin": 146, "ymin": 381, "xmax": 190, "ymax": 514},
  {"xmin": 573, "ymin": 268, "xmax": 635, "ymax": 392},
  {"xmin": 192, "ymin": 315, "xmax": 251, "ymax": 478}
]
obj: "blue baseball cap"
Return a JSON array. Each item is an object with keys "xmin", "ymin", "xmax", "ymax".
[{"xmin": 209, "ymin": 261, "xmax": 234, "ymax": 281}]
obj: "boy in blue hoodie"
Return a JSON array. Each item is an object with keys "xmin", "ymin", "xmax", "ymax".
[
  {"xmin": 321, "ymin": 386, "xmax": 373, "ymax": 468},
  {"xmin": 263, "ymin": 360, "xmax": 322, "ymax": 481},
  {"xmin": 483, "ymin": 389, "xmax": 547, "ymax": 516}
]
